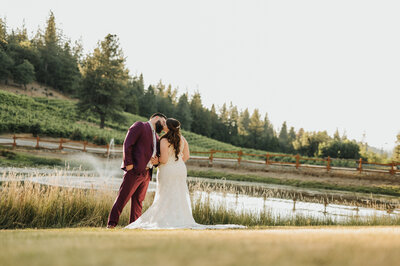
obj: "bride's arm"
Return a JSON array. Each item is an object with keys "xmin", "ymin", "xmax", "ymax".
[
  {"xmin": 159, "ymin": 138, "xmax": 169, "ymax": 164},
  {"xmin": 182, "ymin": 136, "xmax": 190, "ymax": 162}
]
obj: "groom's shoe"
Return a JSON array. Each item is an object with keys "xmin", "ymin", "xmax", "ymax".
[{"xmin": 106, "ymin": 225, "xmax": 115, "ymax": 229}]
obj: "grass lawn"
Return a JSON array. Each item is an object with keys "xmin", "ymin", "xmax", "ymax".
[{"xmin": 0, "ymin": 227, "xmax": 399, "ymax": 266}]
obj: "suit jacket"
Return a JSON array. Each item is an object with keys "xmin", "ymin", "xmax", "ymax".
[{"xmin": 121, "ymin": 121, "xmax": 159, "ymax": 176}]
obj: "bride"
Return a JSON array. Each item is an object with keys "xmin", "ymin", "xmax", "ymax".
[{"xmin": 125, "ymin": 118, "xmax": 245, "ymax": 230}]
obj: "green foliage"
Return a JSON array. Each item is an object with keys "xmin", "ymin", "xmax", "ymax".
[
  {"xmin": 0, "ymin": 12, "xmax": 81, "ymax": 94},
  {"xmin": 79, "ymin": 34, "xmax": 129, "ymax": 128},
  {"xmin": 12, "ymin": 59, "xmax": 35, "ymax": 88},
  {"xmin": 318, "ymin": 139, "xmax": 361, "ymax": 159},
  {"xmin": 175, "ymin": 93, "xmax": 192, "ymax": 130},
  {"xmin": 190, "ymin": 92, "xmax": 211, "ymax": 137},
  {"xmin": 0, "ymin": 12, "xmax": 391, "ymax": 163},
  {"xmin": 0, "ymin": 50, "xmax": 14, "ymax": 81}
]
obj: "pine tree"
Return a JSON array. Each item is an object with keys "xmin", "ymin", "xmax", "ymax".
[
  {"xmin": 0, "ymin": 50, "xmax": 13, "ymax": 82},
  {"xmin": 175, "ymin": 93, "xmax": 192, "ymax": 130},
  {"xmin": 190, "ymin": 92, "xmax": 211, "ymax": 136},
  {"xmin": 123, "ymin": 74, "xmax": 144, "ymax": 114},
  {"xmin": 13, "ymin": 59, "xmax": 35, "ymax": 89},
  {"xmin": 219, "ymin": 103, "xmax": 229, "ymax": 125},
  {"xmin": 238, "ymin": 108, "xmax": 250, "ymax": 136},
  {"xmin": 139, "ymin": 85, "xmax": 157, "ymax": 118},
  {"xmin": 0, "ymin": 18, "xmax": 7, "ymax": 50},
  {"xmin": 79, "ymin": 34, "xmax": 129, "ymax": 128},
  {"xmin": 278, "ymin": 121, "xmax": 289, "ymax": 152},
  {"xmin": 333, "ymin": 128, "xmax": 341, "ymax": 140},
  {"xmin": 39, "ymin": 11, "xmax": 60, "ymax": 87},
  {"xmin": 228, "ymin": 103, "xmax": 239, "ymax": 138},
  {"xmin": 248, "ymin": 109, "xmax": 264, "ymax": 147}
]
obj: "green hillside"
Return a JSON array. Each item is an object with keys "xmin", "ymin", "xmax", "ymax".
[{"xmin": 0, "ymin": 90, "xmax": 269, "ymax": 156}]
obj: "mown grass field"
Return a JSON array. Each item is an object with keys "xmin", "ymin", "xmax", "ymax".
[{"xmin": 1, "ymin": 227, "xmax": 400, "ymax": 266}]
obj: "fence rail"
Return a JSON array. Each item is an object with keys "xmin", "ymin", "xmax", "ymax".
[
  {"xmin": 1, "ymin": 134, "xmax": 399, "ymax": 176},
  {"xmin": 191, "ymin": 149, "xmax": 400, "ymax": 176},
  {"xmin": 0, "ymin": 135, "xmax": 123, "ymax": 155}
]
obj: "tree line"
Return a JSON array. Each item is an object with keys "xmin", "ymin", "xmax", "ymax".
[{"xmin": 0, "ymin": 12, "xmax": 397, "ymax": 162}]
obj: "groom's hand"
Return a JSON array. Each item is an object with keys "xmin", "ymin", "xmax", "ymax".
[{"xmin": 126, "ymin": 164, "xmax": 134, "ymax": 171}]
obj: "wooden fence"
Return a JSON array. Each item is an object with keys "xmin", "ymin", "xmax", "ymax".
[
  {"xmin": 1, "ymin": 135, "xmax": 399, "ymax": 175},
  {"xmin": 1, "ymin": 135, "xmax": 122, "ymax": 155},
  {"xmin": 191, "ymin": 150, "xmax": 400, "ymax": 176}
]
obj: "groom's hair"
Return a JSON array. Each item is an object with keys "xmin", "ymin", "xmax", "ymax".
[{"xmin": 150, "ymin": 112, "xmax": 167, "ymax": 120}]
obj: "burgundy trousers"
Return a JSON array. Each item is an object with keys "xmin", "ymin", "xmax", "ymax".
[{"xmin": 107, "ymin": 170, "xmax": 150, "ymax": 227}]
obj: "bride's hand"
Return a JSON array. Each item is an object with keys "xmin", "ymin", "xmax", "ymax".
[{"xmin": 151, "ymin": 156, "xmax": 159, "ymax": 165}]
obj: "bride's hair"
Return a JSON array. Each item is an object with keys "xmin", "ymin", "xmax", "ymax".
[{"xmin": 160, "ymin": 118, "xmax": 182, "ymax": 161}]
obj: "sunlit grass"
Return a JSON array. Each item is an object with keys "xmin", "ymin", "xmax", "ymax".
[
  {"xmin": 1, "ymin": 227, "xmax": 400, "ymax": 266},
  {"xmin": 1, "ymin": 170, "xmax": 399, "ymax": 229}
]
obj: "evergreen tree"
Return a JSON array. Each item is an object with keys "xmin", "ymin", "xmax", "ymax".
[
  {"xmin": 288, "ymin": 126, "xmax": 296, "ymax": 153},
  {"xmin": 13, "ymin": 59, "xmax": 35, "ymax": 89},
  {"xmin": 228, "ymin": 103, "xmax": 239, "ymax": 139},
  {"xmin": 139, "ymin": 85, "xmax": 157, "ymax": 118},
  {"xmin": 278, "ymin": 121, "xmax": 289, "ymax": 152},
  {"xmin": 0, "ymin": 18, "xmax": 7, "ymax": 50},
  {"xmin": 190, "ymin": 92, "xmax": 211, "ymax": 136},
  {"xmin": 155, "ymin": 80, "xmax": 174, "ymax": 117},
  {"xmin": 123, "ymin": 74, "xmax": 144, "ymax": 114},
  {"xmin": 79, "ymin": 34, "xmax": 129, "ymax": 128},
  {"xmin": 0, "ymin": 50, "xmax": 13, "ymax": 82},
  {"xmin": 175, "ymin": 93, "xmax": 192, "ymax": 130},
  {"xmin": 248, "ymin": 109, "xmax": 263, "ymax": 147},
  {"xmin": 333, "ymin": 128, "xmax": 341, "ymax": 140},
  {"xmin": 219, "ymin": 103, "xmax": 229, "ymax": 125},
  {"xmin": 37, "ymin": 11, "xmax": 60, "ymax": 87},
  {"xmin": 238, "ymin": 108, "xmax": 250, "ymax": 136},
  {"xmin": 56, "ymin": 42, "xmax": 81, "ymax": 94},
  {"xmin": 210, "ymin": 104, "xmax": 223, "ymax": 140}
]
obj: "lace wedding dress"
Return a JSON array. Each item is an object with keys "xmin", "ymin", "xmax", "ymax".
[{"xmin": 125, "ymin": 137, "xmax": 245, "ymax": 230}]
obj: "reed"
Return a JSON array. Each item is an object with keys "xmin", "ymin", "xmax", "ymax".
[{"xmin": 1, "ymin": 172, "xmax": 399, "ymax": 229}]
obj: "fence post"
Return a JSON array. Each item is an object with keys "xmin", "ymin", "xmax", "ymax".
[
  {"xmin": 13, "ymin": 135, "xmax": 17, "ymax": 148},
  {"xmin": 106, "ymin": 144, "xmax": 110, "ymax": 155},
  {"xmin": 35, "ymin": 136, "xmax": 39, "ymax": 149},
  {"xmin": 295, "ymin": 154, "xmax": 300, "ymax": 169},
  {"xmin": 237, "ymin": 151, "xmax": 242, "ymax": 165},
  {"xmin": 83, "ymin": 141, "xmax": 87, "ymax": 152},
  {"xmin": 209, "ymin": 150, "xmax": 214, "ymax": 164},
  {"xmin": 358, "ymin": 158, "xmax": 362, "ymax": 173},
  {"xmin": 327, "ymin": 156, "xmax": 331, "ymax": 172},
  {"xmin": 59, "ymin": 138, "xmax": 63, "ymax": 150},
  {"xmin": 266, "ymin": 153, "xmax": 270, "ymax": 165},
  {"xmin": 390, "ymin": 162, "xmax": 395, "ymax": 175}
]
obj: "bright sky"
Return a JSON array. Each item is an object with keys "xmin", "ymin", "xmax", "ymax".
[{"xmin": 2, "ymin": 0, "xmax": 399, "ymax": 151}]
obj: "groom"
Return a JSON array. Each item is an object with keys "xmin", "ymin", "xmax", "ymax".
[{"xmin": 107, "ymin": 112, "xmax": 167, "ymax": 228}]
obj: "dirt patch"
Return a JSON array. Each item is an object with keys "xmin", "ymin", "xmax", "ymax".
[{"xmin": 0, "ymin": 81, "xmax": 74, "ymax": 100}]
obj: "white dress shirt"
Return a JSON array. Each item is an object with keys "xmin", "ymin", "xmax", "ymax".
[{"xmin": 147, "ymin": 121, "xmax": 157, "ymax": 168}]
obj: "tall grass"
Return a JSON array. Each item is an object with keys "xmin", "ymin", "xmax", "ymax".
[{"xmin": 1, "ymin": 172, "xmax": 399, "ymax": 229}]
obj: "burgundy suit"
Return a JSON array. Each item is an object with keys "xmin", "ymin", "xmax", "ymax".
[{"xmin": 107, "ymin": 121, "xmax": 159, "ymax": 227}]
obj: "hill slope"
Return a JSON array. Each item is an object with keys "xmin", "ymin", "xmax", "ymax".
[{"xmin": 0, "ymin": 90, "xmax": 269, "ymax": 155}]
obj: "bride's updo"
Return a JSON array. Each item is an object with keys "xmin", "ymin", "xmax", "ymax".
[{"xmin": 160, "ymin": 118, "xmax": 182, "ymax": 161}]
